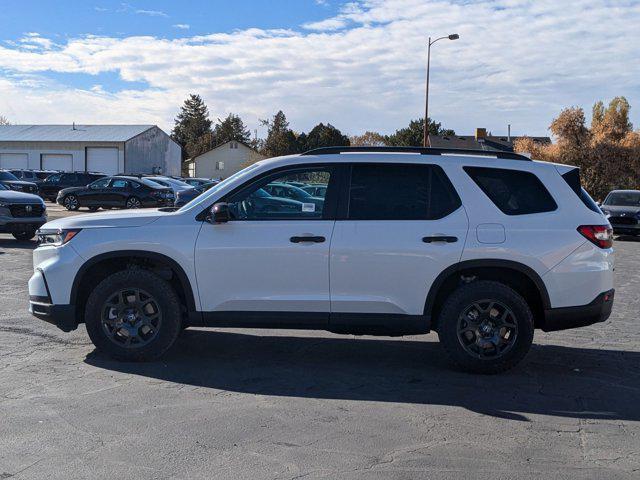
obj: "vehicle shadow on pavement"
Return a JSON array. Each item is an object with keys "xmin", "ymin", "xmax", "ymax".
[
  {"xmin": 85, "ymin": 330, "xmax": 640, "ymax": 422},
  {"xmin": 0, "ymin": 238, "xmax": 37, "ymax": 250}
]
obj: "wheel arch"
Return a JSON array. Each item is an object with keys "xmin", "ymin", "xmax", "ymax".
[
  {"xmin": 70, "ymin": 250, "xmax": 198, "ymax": 324},
  {"xmin": 424, "ymin": 259, "xmax": 551, "ymax": 330}
]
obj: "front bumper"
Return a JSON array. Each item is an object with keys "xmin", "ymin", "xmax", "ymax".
[
  {"xmin": 0, "ymin": 218, "xmax": 47, "ymax": 233},
  {"xmin": 29, "ymin": 298, "xmax": 78, "ymax": 332},
  {"xmin": 541, "ymin": 289, "xmax": 614, "ymax": 332}
]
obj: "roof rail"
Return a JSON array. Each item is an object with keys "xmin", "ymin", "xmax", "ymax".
[{"xmin": 300, "ymin": 146, "xmax": 531, "ymax": 161}]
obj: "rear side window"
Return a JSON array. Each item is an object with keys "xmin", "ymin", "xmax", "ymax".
[
  {"xmin": 561, "ymin": 168, "xmax": 601, "ymax": 213},
  {"xmin": 464, "ymin": 166, "xmax": 557, "ymax": 215},
  {"xmin": 347, "ymin": 164, "xmax": 461, "ymax": 220}
]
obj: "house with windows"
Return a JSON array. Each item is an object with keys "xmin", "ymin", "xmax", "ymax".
[
  {"xmin": 0, "ymin": 124, "xmax": 181, "ymax": 176},
  {"xmin": 191, "ymin": 140, "xmax": 265, "ymax": 179}
]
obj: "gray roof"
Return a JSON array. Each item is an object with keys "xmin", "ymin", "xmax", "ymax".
[
  {"xmin": 0, "ymin": 125, "xmax": 155, "ymax": 142},
  {"xmin": 428, "ymin": 134, "xmax": 551, "ymax": 152}
]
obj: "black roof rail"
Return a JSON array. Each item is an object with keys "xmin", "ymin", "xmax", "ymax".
[{"xmin": 300, "ymin": 146, "xmax": 532, "ymax": 161}]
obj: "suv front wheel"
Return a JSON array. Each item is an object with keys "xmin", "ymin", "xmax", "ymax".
[
  {"xmin": 437, "ymin": 280, "xmax": 534, "ymax": 374},
  {"xmin": 84, "ymin": 268, "xmax": 182, "ymax": 361}
]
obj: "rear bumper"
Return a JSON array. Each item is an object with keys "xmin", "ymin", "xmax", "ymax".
[
  {"xmin": 29, "ymin": 298, "xmax": 78, "ymax": 332},
  {"xmin": 542, "ymin": 289, "xmax": 614, "ymax": 332}
]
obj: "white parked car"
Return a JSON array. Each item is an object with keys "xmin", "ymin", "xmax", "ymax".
[{"xmin": 29, "ymin": 147, "xmax": 614, "ymax": 373}]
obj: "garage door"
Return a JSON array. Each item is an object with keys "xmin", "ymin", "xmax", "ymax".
[
  {"xmin": 86, "ymin": 147, "xmax": 119, "ymax": 175},
  {"xmin": 42, "ymin": 154, "xmax": 73, "ymax": 171},
  {"xmin": 0, "ymin": 153, "xmax": 28, "ymax": 169}
]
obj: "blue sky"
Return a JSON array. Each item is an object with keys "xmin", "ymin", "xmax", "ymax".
[{"xmin": 0, "ymin": 0, "xmax": 639, "ymax": 138}]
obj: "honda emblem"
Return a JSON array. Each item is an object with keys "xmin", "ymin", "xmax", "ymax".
[{"xmin": 25, "ymin": 205, "xmax": 32, "ymax": 213}]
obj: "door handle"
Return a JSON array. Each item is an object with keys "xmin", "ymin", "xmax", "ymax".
[
  {"xmin": 422, "ymin": 235, "xmax": 458, "ymax": 243},
  {"xmin": 290, "ymin": 236, "xmax": 325, "ymax": 243}
]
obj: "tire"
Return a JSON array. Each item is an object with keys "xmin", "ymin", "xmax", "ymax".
[
  {"xmin": 12, "ymin": 227, "xmax": 36, "ymax": 241},
  {"xmin": 88, "ymin": 206, "xmax": 100, "ymax": 212},
  {"xmin": 125, "ymin": 196, "xmax": 141, "ymax": 209},
  {"xmin": 63, "ymin": 194, "xmax": 79, "ymax": 211},
  {"xmin": 84, "ymin": 268, "xmax": 182, "ymax": 361},
  {"xmin": 437, "ymin": 280, "xmax": 534, "ymax": 374}
]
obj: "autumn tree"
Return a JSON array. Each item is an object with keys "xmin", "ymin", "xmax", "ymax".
[
  {"xmin": 350, "ymin": 131, "xmax": 387, "ymax": 146},
  {"xmin": 591, "ymin": 96, "xmax": 632, "ymax": 143},
  {"xmin": 171, "ymin": 94, "xmax": 213, "ymax": 160}
]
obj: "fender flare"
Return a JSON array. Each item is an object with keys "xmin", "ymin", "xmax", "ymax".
[
  {"xmin": 424, "ymin": 259, "xmax": 551, "ymax": 316},
  {"xmin": 70, "ymin": 250, "xmax": 197, "ymax": 312}
]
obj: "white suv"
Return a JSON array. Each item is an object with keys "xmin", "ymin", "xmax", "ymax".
[{"xmin": 28, "ymin": 147, "xmax": 615, "ymax": 373}]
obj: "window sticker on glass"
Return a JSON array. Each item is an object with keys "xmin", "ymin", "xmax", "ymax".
[{"xmin": 302, "ymin": 203, "xmax": 316, "ymax": 212}]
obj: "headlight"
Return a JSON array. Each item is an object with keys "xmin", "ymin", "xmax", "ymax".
[
  {"xmin": 36, "ymin": 228, "xmax": 81, "ymax": 246},
  {"xmin": 601, "ymin": 209, "xmax": 611, "ymax": 217}
]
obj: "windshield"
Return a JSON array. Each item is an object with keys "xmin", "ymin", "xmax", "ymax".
[
  {"xmin": 138, "ymin": 177, "xmax": 166, "ymax": 188},
  {"xmin": 0, "ymin": 171, "xmax": 19, "ymax": 181},
  {"xmin": 157, "ymin": 177, "xmax": 190, "ymax": 187},
  {"xmin": 604, "ymin": 191, "xmax": 640, "ymax": 207},
  {"xmin": 178, "ymin": 162, "xmax": 263, "ymax": 211}
]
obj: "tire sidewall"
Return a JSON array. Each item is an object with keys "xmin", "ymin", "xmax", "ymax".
[
  {"xmin": 437, "ymin": 281, "xmax": 534, "ymax": 374},
  {"xmin": 85, "ymin": 269, "xmax": 182, "ymax": 361}
]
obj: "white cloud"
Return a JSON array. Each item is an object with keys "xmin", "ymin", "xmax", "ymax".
[
  {"xmin": 172, "ymin": 24, "xmax": 190, "ymax": 30},
  {"xmin": 135, "ymin": 9, "xmax": 169, "ymax": 18},
  {"xmin": 0, "ymin": 0, "xmax": 639, "ymax": 137}
]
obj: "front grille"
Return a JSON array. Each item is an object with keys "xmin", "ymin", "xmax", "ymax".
[
  {"xmin": 9, "ymin": 204, "xmax": 44, "ymax": 218},
  {"xmin": 610, "ymin": 216, "xmax": 638, "ymax": 226}
]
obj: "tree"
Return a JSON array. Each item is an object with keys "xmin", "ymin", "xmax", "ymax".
[
  {"xmin": 0, "ymin": 115, "xmax": 10, "ymax": 125},
  {"xmin": 300, "ymin": 123, "xmax": 350, "ymax": 151},
  {"xmin": 385, "ymin": 118, "xmax": 455, "ymax": 146},
  {"xmin": 260, "ymin": 111, "xmax": 300, "ymax": 157},
  {"xmin": 171, "ymin": 94, "xmax": 213, "ymax": 160},
  {"xmin": 213, "ymin": 113, "xmax": 251, "ymax": 146},
  {"xmin": 591, "ymin": 96, "xmax": 632, "ymax": 143},
  {"xmin": 350, "ymin": 131, "xmax": 387, "ymax": 147}
]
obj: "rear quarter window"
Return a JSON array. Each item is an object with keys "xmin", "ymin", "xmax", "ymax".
[{"xmin": 464, "ymin": 166, "xmax": 557, "ymax": 215}]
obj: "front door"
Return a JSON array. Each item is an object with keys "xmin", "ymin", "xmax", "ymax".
[
  {"xmin": 194, "ymin": 165, "xmax": 337, "ymax": 326},
  {"xmin": 329, "ymin": 163, "xmax": 468, "ymax": 324},
  {"xmin": 78, "ymin": 177, "xmax": 111, "ymax": 206}
]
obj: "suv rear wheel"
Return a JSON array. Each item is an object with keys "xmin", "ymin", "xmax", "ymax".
[
  {"xmin": 437, "ymin": 280, "xmax": 534, "ymax": 374},
  {"xmin": 84, "ymin": 268, "xmax": 182, "ymax": 361}
]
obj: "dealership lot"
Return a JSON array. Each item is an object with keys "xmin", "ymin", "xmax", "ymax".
[{"xmin": 1, "ymin": 208, "xmax": 639, "ymax": 479}]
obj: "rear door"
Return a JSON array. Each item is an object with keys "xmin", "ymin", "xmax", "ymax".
[
  {"xmin": 329, "ymin": 162, "xmax": 468, "ymax": 322},
  {"xmin": 104, "ymin": 178, "xmax": 130, "ymax": 207}
]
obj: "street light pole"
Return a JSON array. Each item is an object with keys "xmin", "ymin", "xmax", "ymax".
[{"xmin": 423, "ymin": 33, "xmax": 459, "ymax": 147}]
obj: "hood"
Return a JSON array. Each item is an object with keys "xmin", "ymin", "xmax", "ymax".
[
  {"xmin": 58, "ymin": 186, "xmax": 86, "ymax": 195},
  {"xmin": 42, "ymin": 208, "xmax": 166, "ymax": 230},
  {"xmin": 601, "ymin": 205, "xmax": 640, "ymax": 215},
  {"xmin": 0, "ymin": 190, "xmax": 44, "ymax": 204},
  {"xmin": 1, "ymin": 180, "xmax": 37, "ymax": 187}
]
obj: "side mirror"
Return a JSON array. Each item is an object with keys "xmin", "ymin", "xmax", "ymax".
[{"xmin": 209, "ymin": 202, "xmax": 230, "ymax": 223}]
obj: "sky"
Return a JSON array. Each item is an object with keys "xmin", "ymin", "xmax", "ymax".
[{"xmin": 0, "ymin": 0, "xmax": 639, "ymax": 138}]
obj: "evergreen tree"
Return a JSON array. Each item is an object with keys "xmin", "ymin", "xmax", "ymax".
[
  {"xmin": 171, "ymin": 94, "xmax": 213, "ymax": 160},
  {"xmin": 260, "ymin": 111, "xmax": 300, "ymax": 157},
  {"xmin": 213, "ymin": 113, "xmax": 251, "ymax": 146},
  {"xmin": 301, "ymin": 123, "xmax": 350, "ymax": 151},
  {"xmin": 385, "ymin": 118, "xmax": 455, "ymax": 146}
]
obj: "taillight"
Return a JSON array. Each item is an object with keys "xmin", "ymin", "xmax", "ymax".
[{"xmin": 577, "ymin": 225, "xmax": 613, "ymax": 249}]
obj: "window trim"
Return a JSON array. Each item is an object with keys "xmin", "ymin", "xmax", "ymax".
[
  {"xmin": 340, "ymin": 162, "xmax": 462, "ymax": 221},
  {"xmin": 209, "ymin": 163, "xmax": 344, "ymax": 222},
  {"xmin": 464, "ymin": 166, "xmax": 558, "ymax": 216}
]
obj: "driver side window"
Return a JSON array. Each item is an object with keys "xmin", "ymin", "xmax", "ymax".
[
  {"xmin": 90, "ymin": 178, "xmax": 111, "ymax": 189},
  {"xmin": 226, "ymin": 168, "xmax": 332, "ymax": 220}
]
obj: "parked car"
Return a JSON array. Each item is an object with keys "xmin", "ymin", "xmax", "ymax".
[
  {"xmin": 9, "ymin": 169, "xmax": 57, "ymax": 185},
  {"xmin": 302, "ymin": 184, "xmax": 328, "ymax": 198},
  {"xmin": 262, "ymin": 182, "xmax": 324, "ymax": 210},
  {"xmin": 0, "ymin": 182, "xmax": 47, "ymax": 240},
  {"xmin": 29, "ymin": 147, "xmax": 614, "ymax": 373},
  {"xmin": 174, "ymin": 181, "xmax": 219, "ymax": 207},
  {"xmin": 600, "ymin": 189, "xmax": 640, "ymax": 235},
  {"xmin": 183, "ymin": 177, "xmax": 215, "ymax": 188},
  {"xmin": 39, "ymin": 172, "xmax": 106, "ymax": 202},
  {"xmin": 143, "ymin": 176, "xmax": 195, "ymax": 195},
  {"xmin": 57, "ymin": 176, "xmax": 175, "ymax": 211},
  {"xmin": 0, "ymin": 170, "xmax": 39, "ymax": 194}
]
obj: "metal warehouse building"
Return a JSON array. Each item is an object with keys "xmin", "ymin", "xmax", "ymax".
[{"xmin": 0, "ymin": 124, "xmax": 181, "ymax": 176}]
